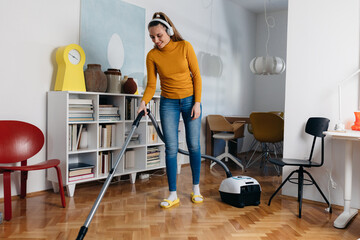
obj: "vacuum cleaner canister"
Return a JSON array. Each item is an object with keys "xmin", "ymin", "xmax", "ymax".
[{"xmin": 219, "ymin": 176, "xmax": 261, "ymax": 208}]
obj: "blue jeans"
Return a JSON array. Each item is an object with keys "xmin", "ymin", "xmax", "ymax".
[{"xmin": 160, "ymin": 95, "xmax": 202, "ymax": 191}]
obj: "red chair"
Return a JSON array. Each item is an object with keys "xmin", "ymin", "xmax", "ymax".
[{"xmin": 0, "ymin": 120, "xmax": 66, "ymax": 221}]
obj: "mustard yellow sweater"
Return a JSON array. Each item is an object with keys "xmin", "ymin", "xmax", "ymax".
[{"xmin": 142, "ymin": 40, "xmax": 202, "ymax": 104}]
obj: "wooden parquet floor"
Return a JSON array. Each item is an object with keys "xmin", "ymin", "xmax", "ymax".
[{"xmin": 1, "ymin": 157, "xmax": 359, "ymax": 240}]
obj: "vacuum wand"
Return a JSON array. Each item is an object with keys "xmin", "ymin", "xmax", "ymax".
[
  {"xmin": 76, "ymin": 111, "xmax": 145, "ymax": 240},
  {"xmin": 76, "ymin": 109, "xmax": 232, "ymax": 239}
]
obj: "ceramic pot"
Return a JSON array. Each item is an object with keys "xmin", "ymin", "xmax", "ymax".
[
  {"xmin": 123, "ymin": 77, "xmax": 137, "ymax": 94},
  {"xmin": 105, "ymin": 68, "xmax": 122, "ymax": 93},
  {"xmin": 84, "ymin": 64, "xmax": 107, "ymax": 92}
]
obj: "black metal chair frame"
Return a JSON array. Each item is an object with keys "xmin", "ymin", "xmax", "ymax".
[{"xmin": 267, "ymin": 117, "xmax": 332, "ymax": 218}]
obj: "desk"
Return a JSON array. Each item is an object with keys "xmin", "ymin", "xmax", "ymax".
[
  {"xmin": 206, "ymin": 116, "xmax": 250, "ymax": 156},
  {"xmin": 324, "ymin": 130, "xmax": 359, "ymax": 228}
]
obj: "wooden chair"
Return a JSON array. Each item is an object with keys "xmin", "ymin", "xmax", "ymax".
[
  {"xmin": 245, "ymin": 112, "xmax": 284, "ymax": 175},
  {"xmin": 0, "ymin": 120, "xmax": 66, "ymax": 221},
  {"xmin": 207, "ymin": 115, "xmax": 245, "ymax": 170}
]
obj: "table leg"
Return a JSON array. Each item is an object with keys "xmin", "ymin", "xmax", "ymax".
[{"xmin": 334, "ymin": 140, "xmax": 358, "ymax": 228}]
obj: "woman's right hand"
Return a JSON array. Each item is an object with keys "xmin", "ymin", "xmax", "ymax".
[{"xmin": 137, "ymin": 100, "xmax": 147, "ymax": 116}]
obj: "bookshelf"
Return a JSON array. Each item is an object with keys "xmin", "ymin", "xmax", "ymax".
[{"xmin": 47, "ymin": 91, "xmax": 185, "ymax": 197}]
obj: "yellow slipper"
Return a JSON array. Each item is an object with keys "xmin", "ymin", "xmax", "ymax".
[
  {"xmin": 160, "ymin": 198, "xmax": 180, "ymax": 209},
  {"xmin": 191, "ymin": 192, "xmax": 204, "ymax": 204}
]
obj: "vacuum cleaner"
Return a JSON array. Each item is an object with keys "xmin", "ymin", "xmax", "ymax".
[{"xmin": 76, "ymin": 109, "xmax": 261, "ymax": 240}]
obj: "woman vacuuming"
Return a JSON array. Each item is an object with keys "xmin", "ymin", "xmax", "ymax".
[{"xmin": 137, "ymin": 12, "xmax": 203, "ymax": 208}]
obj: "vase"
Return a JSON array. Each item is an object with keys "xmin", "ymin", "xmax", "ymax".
[
  {"xmin": 105, "ymin": 68, "xmax": 122, "ymax": 93},
  {"xmin": 84, "ymin": 64, "xmax": 107, "ymax": 92},
  {"xmin": 123, "ymin": 77, "xmax": 137, "ymax": 94},
  {"xmin": 351, "ymin": 112, "xmax": 360, "ymax": 131}
]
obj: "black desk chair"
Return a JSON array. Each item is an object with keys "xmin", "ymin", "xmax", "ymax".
[{"xmin": 267, "ymin": 117, "xmax": 332, "ymax": 218}]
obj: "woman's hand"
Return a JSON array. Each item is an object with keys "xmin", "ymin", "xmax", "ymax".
[
  {"xmin": 191, "ymin": 102, "xmax": 201, "ymax": 120},
  {"xmin": 137, "ymin": 100, "xmax": 148, "ymax": 116}
]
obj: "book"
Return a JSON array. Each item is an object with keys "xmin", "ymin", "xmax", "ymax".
[
  {"xmin": 69, "ymin": 173, "xmax": 95, "ymax": 182},
  {"xmin": 98, "ymin": 151, "xmax": 112, "ymax": 175},
  {"xmin": 101, "ymin": 126, "xmax": 107, "ymax": 148},
  {"xmin": 69, "ymin": 113, "xmax": 93, "ymax": 118},
  {"xmin": 69, "ymin": 162, "xmax": 94, "ymax": 177},
  {"xmin": 69, "ymin": 162, "xmax": 95, "ymax": 170},
  {"xmin": 99, "ymin": 107, "xmax": 119, "ymax": 114},
  {"xmin": 97, "ymin": 152, "xmax": 102, "ymax": 176},
  {"xmin": 125, "ymin": 97, "xmax": 139, "ymax": 120},
  {"xmin": 69, "ymin": 117, "xmax": 94, "ymax": 122},
  {"xmin": 99, "ymin": 105, "xmax": 120, "ymax": 121},
  {"xmin": 102, "ymin": 153, "xmax": 108, "ymax": 174},
  {"xmin": 68, "ymin": 104, "xmax": 93, "ymax": 109},
  {"xmin": 125, "ymin": 150, "xmax": 135, "ymax": 169},
  {"xmin": 72, "ymin": 124, "xmax": 77, "ymax": 151},
  {"xmin": 76, "ymin": 124, "xmax": 84, "ymax": 149},
  {"xmin": 147, "ymin": 159, "xmax": 160, "ymax": 167},
  {"xmin": 99, "ymin": 115, "xmax": 121, "ymax": 121},
  {"xmin": 148, "ymin": 125, "xmax": 158, "ymax": 143},
  {"xmin": 111, "ymin": 125, "xmax": 116, "ymax": 147},
  {"xmin": 69, "ymin": 168, "xmax": 93, "ymax": 177},
  {"xmin": 147, "ymin": 147, "xmax": 160, "ymax": 153},
  {"xmin": 69, "ymin": 106, "xmax": 93, "ymax": 111},
  {"xmin": 147, "ymin": 152, "xmax": 160, "ymax": 158},
  {"xmin": 125, "ymin": 132, "xmax": 139, "ymax": 141},
  {"xmin": 106, "ymin": 124, "xmax": 112, "ymax": 148},
  {"xmin": 69, "ymin": 99, "xmax": 93, "ymax": 105}
]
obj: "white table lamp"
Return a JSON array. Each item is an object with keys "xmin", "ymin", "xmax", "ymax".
[{"xmin": 335, "ymin": 69, "xmax": 360, "ymax": 131}]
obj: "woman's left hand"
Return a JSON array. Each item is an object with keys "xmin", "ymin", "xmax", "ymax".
[{"xmin": 191, "ymin": 102, "xmax": 201, "ymax": 120}]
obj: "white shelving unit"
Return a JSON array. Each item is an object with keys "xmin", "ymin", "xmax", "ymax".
[{"xmin": 47, "ymin": 91, "xmax": 185, "ymax": 197}]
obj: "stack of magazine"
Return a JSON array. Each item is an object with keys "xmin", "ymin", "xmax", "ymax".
[
  {"xmin": 125, "ymin": 132, "xmax": 140, "ymax": 145},
  {"xmin": 99, "ymin": 105, "xmax": 120, "ymax": 121},
  {"xmin": 68, "ymin": 99, "xmax": 94, "ymax": 122},
  {"xmin": 147, "ymin": 147, "xmax": 160, "ymax": 168},
  {"xmin": 68, "ymin": 162, "xmax": 95, "ymax": 182}
]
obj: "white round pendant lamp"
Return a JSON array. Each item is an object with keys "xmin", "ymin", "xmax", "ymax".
[
  {"xmin": 250, "ymin": 0, "xmax": 286, "ymax": 75},
  {"xmin": 250, "ymin": 56, "xmax": 285, "ymax": 75}
]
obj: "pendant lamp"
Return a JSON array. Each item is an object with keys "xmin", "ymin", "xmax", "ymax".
[{"xmin": 250, "ymin": 0, "xmax": 286, "ymax": 75}]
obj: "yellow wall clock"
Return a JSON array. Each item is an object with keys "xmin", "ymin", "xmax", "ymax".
[{"xmin": 54, "ymin": 44, "xmax": 86, "ymax": 91}]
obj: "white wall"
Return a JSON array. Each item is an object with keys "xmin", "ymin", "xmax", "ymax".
[
  {"xmin": 0, "ymin": 0, "xmax": 81, "ymax": 197},
  {"xmin": 284, "ymin": 0, "xmax": 360, "ymax": 208},
  {"xmin": 253, "ymin": 10, "xmax": 287, "ymax": 112},
  {"xmin": 123, "ymin": 0, "xmax": 257, "ymax": 118},
  {"xmin": 0, "ymin": 0, "xmax": 258, "ymax": 197}
]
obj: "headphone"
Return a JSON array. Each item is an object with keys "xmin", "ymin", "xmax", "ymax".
[{"xmin": 149, "ymin": 18, "xmax": 174, "ymax": 36}]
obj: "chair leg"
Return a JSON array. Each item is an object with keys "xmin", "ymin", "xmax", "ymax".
[
  {"xmin": 245, "ymin": 143, "xmax": 262, "ymax": 169},
  {"xmin": 20, "ymin": 171, "xmax": 28, "ymax": 198},
  {"xmin": 298, "ymin": 168, "xmax": 304, "ymax": 218},
  {"xmin": 209, "ymin": 161, "xmax": 218, "ymax": 169},
  {"xmin": 54, "ymin": 166, "xmax": 66, "ymax": 208},
  {"xmin": 227, "ymin": 153, "xmax": 244, "ymax": 171},
  {"xmin": 268, "ymin": 170, "xmax": 297, "ymax": 206},
  {"xmin": 3, "ymin": 171, "xmax": 12, "ymax": 221},
  {"xmin": 262, "ymin": 143, "xmax": 281, "ymax": 176},
  {"xmin": 210, "ymin": 151, "xmax": 227, "ymax": 169},
  {"xmin": 224, "ymin": 140, "xmax": 229, "ymax": 162},
  {"xmin": 304, "ymin": 170, "xmax": 332, "ymax": 213}
]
